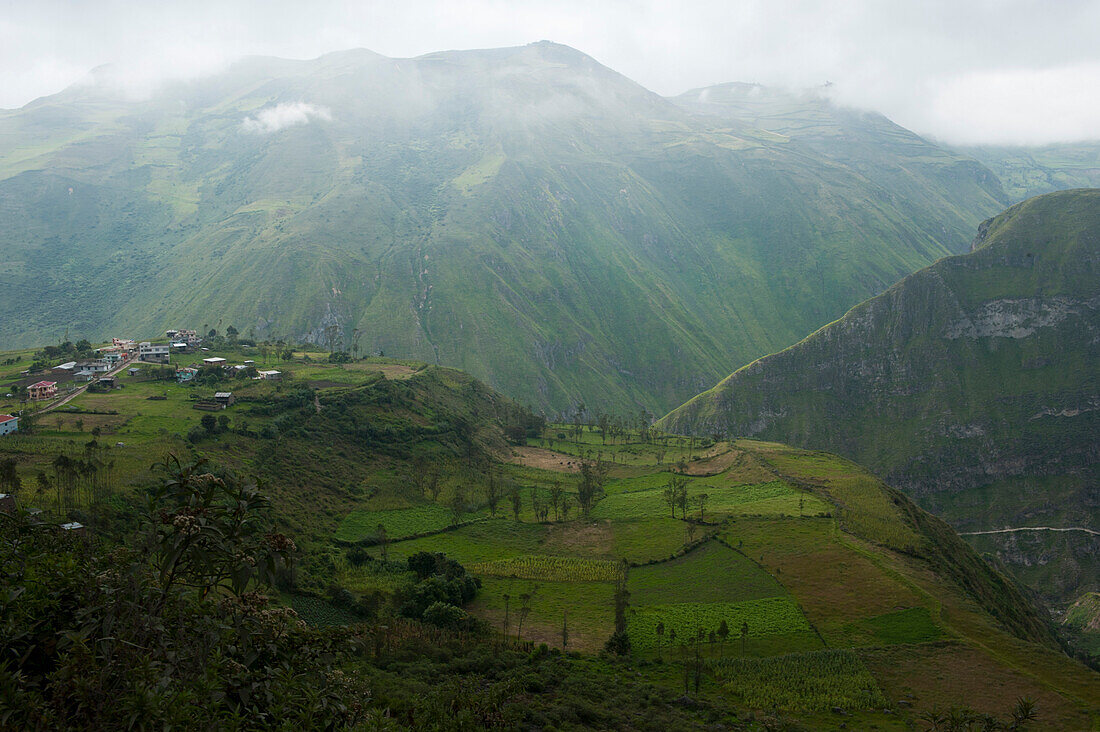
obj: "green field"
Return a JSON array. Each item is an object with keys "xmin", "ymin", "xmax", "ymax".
[
  {"xmin": 591, "ymin": 479, "xmax": 825, "ymax": 520},
  {"xmin": 629, "ymin": 541, "xmax": 785, "ymax": 605},
  {"xmin": 713, "ymin": 649, "xmax": 888, "ymax": 712},
  {"xmin": 335, "ymin": 504, "xmax": 479, "ymax": 543},
  {"xmin": 627, "ymin": 597, "xmax": 816, "ymax": 652},
  {"xmin": 470, "ymin": 555, "xmax": 625, "ymax": 582}
]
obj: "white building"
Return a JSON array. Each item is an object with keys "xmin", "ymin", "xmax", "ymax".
[
  {"xmin": 257, "ymin": 370, "xmax": 282, "ymax": 380},
  {"xmin": 139, "ymin": 342, "xmax": 170, "ymax": 364},
  {"xmin": 0, "ymin": 414, "xmax": 18, "ymax": 436}
]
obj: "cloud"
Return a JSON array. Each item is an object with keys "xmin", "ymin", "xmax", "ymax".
[
  {"xmin": 240, "ymin": 102, "xmax": 332, "ymax": 134},
  {"xmin": 919, "ymin": 64, "xmax": 1100, "ymax": 146},
  {"xmin": 2, "ymin": 0, "xmax": 1099, "ymax": 145}
]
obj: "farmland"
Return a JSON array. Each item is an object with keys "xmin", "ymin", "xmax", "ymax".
[
  {"xmin": 2, "ymin": 348, "xmax": 1096, "ymax": 729},
  {"xmin": 713, "ymin": 649, "xmax": 887, "ymax": 712}
]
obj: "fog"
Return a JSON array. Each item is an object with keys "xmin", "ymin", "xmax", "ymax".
[{"xmin": 2, "ymin": 0, "xmax": 1098, "ymax": 145}]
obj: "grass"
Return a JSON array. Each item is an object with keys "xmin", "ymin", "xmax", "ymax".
[
  {"xmin": 334, "ymin": 504, "xmax": 473, "ymax": 543},
  {"xmin": 845, "ymin": 607, "xmax": 942, "ymax": 646},
  {"xmin": 591, "ymin": 479, "xmax": 824, "ymax": 520},
  {"xmin": 629, "ymin": 540, "xmax": 786, "ymax": 605},
  {"xmin": 471, "ymin": 577, "xmax": 615, "ymax": 653},
  {"xmin": 611, "ymin": 518, "xmax": 691, "ymax": 563},
  {"xmin": 385, "ymin": 520, "xmax": 548, "ymax": 565},
  {"xmin": 470, "ymin": 555, "xmax": 625, "ymax": 583},
  {"xmin": 712, "ymin": 649, "xmax": 887, "ymax": 713},
  {"xmin": 627, "ymin": 597, "xmax": 816, "ymax": 652}
]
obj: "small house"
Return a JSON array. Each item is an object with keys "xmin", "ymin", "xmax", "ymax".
[
  {"xmin": 214, "ymin": 391, "xmax": 235, "ymax": 408},
  {"xmin": 176, "ymin": 367, "xmax": 198, "ymax": 383},
  {"xmin": 60, "ymin": 521, "xmax": 86, "ymax": 537},
  {"xmin": 128, "ymin": 367, "xmax": 141, "ymax": 377},
  {"xmin": 97, "ymin": 376, "xmax": 116, "ymax": 388},
  {"xmin": 27, "ymin": 381, "xmax": 57, "ymax": 400},
  {"xmin": 54, "ymin": 361, "xmax": 77, "ymax": 371},
  {"xmin": 103, "ymin": 352, "xmax": 123, "ymax": 365},
  {"xmin": 73, "ymin": 370, "xmax": 95, "ymax": 382},
  {"xmin": 258, "ymin": 370, "xmax": 282, "ymax": 380},
  {"xmin": 202, "ymin": 357, "xmax": 227, "ymax": 365},
  {"xmin": 0, "ymin": 414, "xmax": 18, "ymax": 436}
]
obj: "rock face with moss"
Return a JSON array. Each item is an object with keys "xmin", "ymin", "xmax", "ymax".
[{"xmin": 660, "ymin": 189, "xmax": 1100, "ymax": 604}]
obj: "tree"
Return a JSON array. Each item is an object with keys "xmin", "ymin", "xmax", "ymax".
[
  {"xmin": 740, "ymin": 621, "xmax": 749, "ymax": 655},
  {"xmin": 662, "ymin": 481, "xmax": 678, "ymax": 518},
  {"xmin": 517, "ymin": 590, "xmax": 535, "ymax": 640},
  {"xmin": 509, "ymin": 488, "xmax": 522, "ymax": 522},
  {"xmin": 225, "ymin": 325, "xmax": 239, "ymax": 343},
  {"xmin": 663, "ymin": 475, "xmax": 689, "ymax": 519},
  {"xmin": 549, "ymin": 481, "xmax": 563, "ymax": 521},
  {"xmin": 376, "ymin": 524, "xmax": 389, "ymax": 562},
  {"xmin": 596, "ymin": 412, "xmax": 612, "ymax": 444},
  {"xmin": 449, "ymin": 485, "xmax": 466, "ymax": 526},
  {"xmin": 216, "ymin": 414, "xmax": 230, "ymax": 433},
  {"xmin": 685, "ymin": 521, "xmax": 697, "ymax": 545},
  {"xmin": 144, "ymin": 455, "xmax": 296, "ymax": 608},
  {"xmin": 484, "ymin": 466, "xmax": 502, "ymax": 517},
  {"xmin": 200, "ymin": 414, "xmax": 217, "ymax": 435},
  {"xmin": 696, "ymin": 493, "xmax": 709, "ymax": 520},
  {"xmin": 0, "ymin": 458, "xmax": 21, "ymax": 496},
  {"xmin": 717, "ymin": 619, "xmax": 730, "ymax": 657},
  {"xmin": 655, "ymin": 621, "xmax": 665, "ymax": 661},
  {"xmin": 576, "ymin": 454, "xmax": 608, "ymax": 518},
  {"xmin": 562, "ymin": 610, "xmax": 569, "ymax": 652}
]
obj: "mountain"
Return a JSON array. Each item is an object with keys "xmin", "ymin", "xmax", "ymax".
[
  {"xmin": 0, "ymin": 43, "xmax": 1010, "ymax": 414},
  {"xmin": 659, "ymin": 189, "xmax": 1100, "ymax": 605},
  {"xmin": 959, "ymin": 142, "xmax": 1100, "ymax": 202}
]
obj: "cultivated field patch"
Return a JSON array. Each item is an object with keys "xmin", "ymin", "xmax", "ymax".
[
  {"xmin": 470, "ymin": 555, "xmax": 625, "ymax": 583},
  {"xmin": 627, "ymin": 596, "xmax": 815, "ymax": 652},
  {"xmin": 712, "ymin": 649, "xmax": 887, "ymax": 713},
  {"xmin": 629, "ymin": 541, "xmax": 785, "ymax": 605}
]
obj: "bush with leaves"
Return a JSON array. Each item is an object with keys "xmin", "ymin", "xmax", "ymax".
[{"xmin": 0, "ymin": 459, "xmax": 372, "ymax": 729}]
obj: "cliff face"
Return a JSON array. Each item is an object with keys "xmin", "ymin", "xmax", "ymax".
[{"xmin": 660, "ymin": 189, "xmax": 1100, "ymax": 603}]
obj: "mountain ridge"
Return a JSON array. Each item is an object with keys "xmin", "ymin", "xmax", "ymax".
[{"xmin": 659, "ymin": 188, "xmax": 1100, "ymax": 605}]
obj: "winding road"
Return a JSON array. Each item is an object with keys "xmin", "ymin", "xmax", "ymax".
[{"xmin": 960, "ymin": 526, "xmax": 1099, "ymax": 537}]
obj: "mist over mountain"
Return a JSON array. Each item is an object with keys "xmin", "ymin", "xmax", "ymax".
[{"xmin": 0, "ymin": 42, "xmax": 1013, "ymax": 413}]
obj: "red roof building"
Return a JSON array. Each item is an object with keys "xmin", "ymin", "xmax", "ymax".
[{"xmin": 0, "ymin": 414, "xmax": 17, "ymax": 436}]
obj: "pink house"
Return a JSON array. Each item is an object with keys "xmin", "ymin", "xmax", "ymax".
[{"xmin": 27, "ymin": 381, "xmax": 57, "ymax": 400}]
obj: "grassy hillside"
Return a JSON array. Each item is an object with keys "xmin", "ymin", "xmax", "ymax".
[
  {"xmin": 0, "ymin": 43, "xmax": 1010, "ymax": 414},
  {"xmin": 659, "ymin": 189, "xmax": 1100, "ymax": 609},
  {"xmin": 2, "ymin": 345, "xmax": 1097, "ymax": 727},
  {"xmin": 960, "ymin": 142, "xmax": 1100, "ymax": 201}
]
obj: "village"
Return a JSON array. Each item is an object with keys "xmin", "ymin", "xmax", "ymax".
[{"xmin": 0, "ymin": 328, "xmax": 285, "ymax": 437}]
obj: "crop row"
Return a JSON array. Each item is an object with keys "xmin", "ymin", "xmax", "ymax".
[
  {"xmin": 710, "ymin": 649, "xmax": 887, "ymax": 712},
  {"xmin": 470, "ymin": 554, "xmax": 625, "ymax": 582},
  {"xmin": 626, "ymin": 597, "xmax": 812, "ymax": 651}
]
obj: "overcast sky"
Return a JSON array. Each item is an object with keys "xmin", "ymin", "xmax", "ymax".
[{"xmin": 2, "ymin": 0, "xmax": 1098, "ymax": 145}]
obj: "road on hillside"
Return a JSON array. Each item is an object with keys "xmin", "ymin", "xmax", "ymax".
[{"xmin": 960, "ymin": 526, "xmax": 1099, "ymax": 537}]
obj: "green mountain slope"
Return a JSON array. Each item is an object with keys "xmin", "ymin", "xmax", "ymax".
[
  {"xmin": 659, "ymin": 189, "xmax": 1100, "ymax": 604},
  {"xmin": 0, "ymin": 43, "xmax": 1009, "ymax": 414},
  {"xmin": 959, "ymin": 142, "xmax": 1100, "ymax": 202}
]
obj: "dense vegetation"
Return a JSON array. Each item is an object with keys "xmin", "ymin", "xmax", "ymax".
[{"xmin": 660, "ymin": 190, "xmax": 1100, "ymax": 614}]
